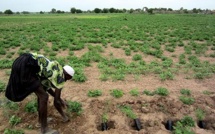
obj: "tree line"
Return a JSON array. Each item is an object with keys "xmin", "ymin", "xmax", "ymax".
[{"xmin": 1, "ymin": 7, "xmax": 214, "ymax": 15}]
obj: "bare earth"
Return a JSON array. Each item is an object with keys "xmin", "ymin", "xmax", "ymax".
[{"xmin": 0, "ymin": 44, "xmax": 215, "ymax": 134}]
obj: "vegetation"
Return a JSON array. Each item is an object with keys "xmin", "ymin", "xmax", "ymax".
[
  {"xmin": 119, "ymin": 105, "xmax": 137, "ymax": 119},
  {"xmin": 67, "ymin": 101, "xmax": 83, "ymax": 115},
  {"xmin": 24, "ymin": 100, "xmax": 38, "ymax": 113},
  {"xmin": 110, "ymin": 89, "xmax": 124, "ymax": 98},
  {"xmin": 87, "ymin": 89, "xmax": 102, "ymax": 97},
  {"xmin": 173, "ymin": 116, "xmax": 195, "ymax": 134}
]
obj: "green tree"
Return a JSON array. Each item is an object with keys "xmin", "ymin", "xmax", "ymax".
[
  {"xmin": 102, "ymin": 8, "xmax": 109, "ymax": 13},
  {"xmin": 51, "ymin": 8, "xmax": 56, "ymax": 13},
  {"xmin": 109, "ymin": 8, "xmax": 116, "ymax": 13},
  {"xmin": 94, "ymin": 8, "xmax": 101, "ymax": 13},
  {"xmin": 4, "ymin": 9, "xmax": 13, "ymax": 14},
  {"xmin": 147, "ymin": 8, "xmax": 153, "ymax": 14},
  {"xmin": 70, "ymin": 7, "xmax": 76, "ymax": 13}
]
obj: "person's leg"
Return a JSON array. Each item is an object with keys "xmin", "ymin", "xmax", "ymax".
[{"xmin": 34, "ymin": 85, "xmax": 49, "ymax": 133}]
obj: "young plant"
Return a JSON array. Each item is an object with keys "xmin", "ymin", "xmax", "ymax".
[
  {"xmin": 129, "ymin": 89, "xmax": 139, "ymax": 96},
  {"xmin": 9, "ymin": 115, "xmax": 21, "ymax": 126},
  {"xmin": 24, "ymin": 100, "xmax": 38, "ymax": 113},
  {"xmin": 87, "ymin": 89, "xmax": 102, "ymax": 97},
  {"xmin": 155, "ymin": 87, "xmax": 169, "ymax": 96},
  {"xmin": 4, "ymin": 129, "xmax": 24, "ymax": 134},
  {"xmin": 0, "ymin": 80, "xmax": 6, "ymax": 92},
  {"xmin": 203, "ymin": 90, "xmax": 213, "ymax": 95},
  {"xmin": 119, "ymin": 105, "xmax": 137, "ymax": 119},
  {"xmin": 180, "ymin": 89, "xmax": 191, "ymax": 96},
  {"xmin": 143, "ymin": 90, "xmax": 155, "ymax": 96},
  {"xmin": 195, "ymin": 108, "xmax": 205, "ymax": 120},
  {"xmin": 110, "ymin": 89, "xmax": 124, "ymax": 98},
  {"xmin": 67, "ymin": 101, "xmax": 83, "ymax": 115},
  {"xmin": 179, "ymin": 96, "xmax": 195, "ymax": 105}
]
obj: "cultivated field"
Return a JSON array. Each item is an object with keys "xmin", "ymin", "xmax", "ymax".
[{"xmin": 0, "ymin": 14, "xmax": 215, "ymax": 134}]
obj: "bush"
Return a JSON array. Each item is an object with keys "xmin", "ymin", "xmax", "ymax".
[
  {"xmin": 9, "ymin": 115, "xmax": 21, "ymax": 126},
  {"xmin": 179, "ymin": 96, "xmax": 195, "ymax": 105},
  {"xmin": 155, "ymin": 87, "xmax": 169, "ymax": 96},
  {"xmin": 67, "ymin": 101, "xmax": 83, "ymax": 115},
  {"xmin": 87, "ymin": 90, "xmax": 102, "ymax": 97},
  {"xmin": 110, "ymin": 89, "xmax": 123, "ymax": 98},
  {"xmin": 0, "ymin": 80, "xmax": 6, "ymax": 92},
  {"xmin": 24, "ymin": 100, "xmax": 38, "ymax": 113}
]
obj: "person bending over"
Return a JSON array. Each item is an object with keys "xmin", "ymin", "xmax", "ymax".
[{"xmin": 5, "ymin": 52, "xmax": 75, "ymax": 134}]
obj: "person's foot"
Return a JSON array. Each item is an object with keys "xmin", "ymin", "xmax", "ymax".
[
  {"xmin": 36, "ymin": 117, "xmax": 53, "ymax": 128},
  {"xmin": 42, "ymin": 128, "xmax": 59, "ymax": 134},
  {"xmin": 62, "ymin": 116, "xmax": 70, "ymax": 123}
]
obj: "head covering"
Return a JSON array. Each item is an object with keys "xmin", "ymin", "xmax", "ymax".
[{"xmin": 63, "ymin": 65, "xmax": 75, "ymax": 77}]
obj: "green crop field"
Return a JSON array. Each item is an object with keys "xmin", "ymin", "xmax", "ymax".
[{"xmin": 0, "ymin": 14, "xmax": 215, "ymax": 134}]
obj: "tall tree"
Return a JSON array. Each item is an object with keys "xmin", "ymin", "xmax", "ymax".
[
  {"xmin": 70, "ymin": 7, "xmax": 76, "ymax": 13},
  {"xmin": 4, "ymin": 9, "xmax": 13, "ymax": 14},
  {"xmin": 51, "ymin": 8, "xmax": 56, "ymax": 13}
]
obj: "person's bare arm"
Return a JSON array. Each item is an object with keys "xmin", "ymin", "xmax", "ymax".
[{"xmin": 54, "ymin": 88, "xmax": 69, "ymax": 122}]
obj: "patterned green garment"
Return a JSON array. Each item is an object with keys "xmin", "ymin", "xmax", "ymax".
[{"xmin": 31, "ymin": 53, "xmax": 65, "ymax": 89}]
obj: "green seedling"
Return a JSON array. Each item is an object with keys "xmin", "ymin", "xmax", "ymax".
[
  {"xmin": 119, "ymin": 105, "xmax": 137, "ymax": 119},
  {"xmin": 129, "ymin": 89, "xmax": 139, "ymax": 96},
  {"xmin": 9, "ymin": 115, "xmax": 21, "ymax": 126},
  {"xmin": 179, "ymin": 96, "xmax": 195, "ymax": 105},
  {"xmin": 67, "ymin": 101, "xmax": 83, "ymax": 115},
  {"xmin": 24, "ymin": 100, "xmax": 38, "ymax": 113},
  {"xmin": 203, "ymin": 90, "xmax": 213, "ymax": 95},
  {"xmin": 155, "ymin": 87, "xmax": 169, "ymax": 96},
  {"xmin": 180, "ymin": 89, "xmax": 191, "ymax": 96},
  {"xmin": 87, "ymin": 89, "xmax": 102, "ymax": 97},
  {"xmin": 0, "ymin": 80, "xmax": 6, "ymax": 92},
  {"xmin": 110, "ymin": 89, "xmax": 124, "ymax": 98},
  {"xmin": 143, "ymin": 90, "xmax": 155, "ymax": 96},
  {"xmin": 4, "ymin": 129, "xmax": 24, "ymax": 134},
  {"xmin": 195, "ymin": 108, "xmax": 205, "ymax": 120}
]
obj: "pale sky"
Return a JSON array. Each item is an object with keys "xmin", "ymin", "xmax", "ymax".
[{"xmin": 0, "ymin": 0, "xmax": 214, "ymax": 12}]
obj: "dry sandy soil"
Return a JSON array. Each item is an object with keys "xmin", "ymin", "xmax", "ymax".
[{"xmin": 0, "ymin": 44, "xmax": 215, "ymax": 134}]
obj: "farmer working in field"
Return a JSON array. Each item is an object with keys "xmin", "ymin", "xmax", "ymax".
[{"xmin": 5, "ymin": 52, "xmax": 75, "ymax": 134}]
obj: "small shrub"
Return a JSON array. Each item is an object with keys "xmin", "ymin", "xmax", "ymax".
[
  {"xmin": 0, "ymin": 80, "xmax": 6, "ymax": 92},
  {"xmin": 9, "ymin": 115, "xmax": 21, "ymax": 126},
  {"xmin": 67, "ymin": 101, "xmax": 83, "ymax": 115},
  {"xmin": 132, "ymin": 54, "xmax": 142, "ymax": 61},
  {"xmin": 180, "ymin": 89, "xmax": 191, "ymax": 96},
  {"xmin": 155, "ymin": 87, "xmax": 169, "ymax": 96},
  {"xmin": 179, "ymin": 96, "xmax": 195, "ymax": 105},
  {"xmin": 4, "ymin": 129, "xmax": 24, "ymax": 134},
  {"xmin": 196, "ymin": 108, "xmax": 205, "ymax": 120},
  {"xmin": 143, "ymin": 90, "xmax": 155, "ymax": 96},
  {"xmin": 87, "ymin": 90, "xmax": 102, "ymax": 97},
  {"xmin": 110, "ymin": 89, "xmax": 123, "ymax": 98},
  {"xmin": 24, "ymin": 100, "xmax": 38, "ymax": 113},
  {"xmin": 119, "ymin": 105, "xmax": 137, "ymax": 119},
  {"xmin": 129, "ymin": 89, "xmax": 139, "ymax": 96},
  {"xmin": 5, "ymin": 101, "xmax": 19, "ymax": 111},
  {"xmin": 180, "ymin": 116, "xmax": 195, "ymax": 127}
]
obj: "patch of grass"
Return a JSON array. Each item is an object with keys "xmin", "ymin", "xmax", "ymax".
[
  {"xmin": 119, "ymin": 105, "xmax": 137, "ymax": 119},
  {"xmin": 110, "ymin": 89, "xmax": 124, "ymax": 98},
  {"xmin": 87, "ymin": 89, "xmax": 102, "ymax": 97},
  {"xmin": 143, "ymin": 90, "xmax": 155, "ymax": 96},
  {"xmin": 129, "ymin": 89, "xmax": 139, "ymax": 96},
  {"xmin": 196, "ymin": 108, "xmax": 205, "ymax": 120},
  {"xmin": 4, "ymin": 129, "xmax": 24, "ymax": 134},
  {"xmin": 24, "ymin": 100, "xmax": 38, "ymax": 113},
  {"xmin": 0, "ymin": 80, "xmax": 6, "ymax": 92},
  {"xmin": 179, "ymin": 96, "xmax": 195, "ymax": 105},
  {"xmin": 173, "ymin": 116, "xmax": 195, "ymax": 134},
  {"xmin": 9, "ymin": 115, "xmax": 21, "ymax": 126},
  {"xmin": 67, "ymin": 101, "xmax": 83, "ymax": 115},
  {"xmin": 155, "ymin": 87, "xmax": 169, "ymax": 96},
  {"xmin": 180, "ymin": 89, "xmax": 191, "ymax": 96}
]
